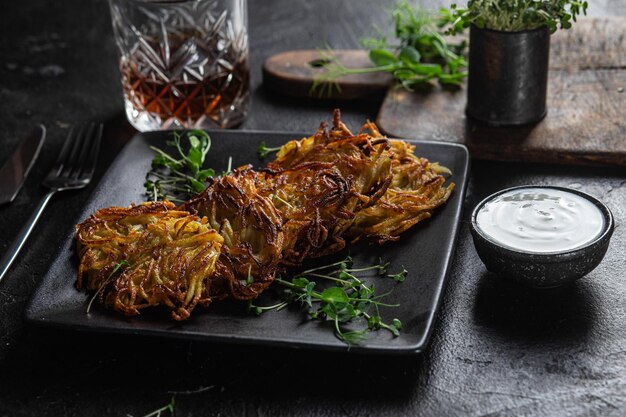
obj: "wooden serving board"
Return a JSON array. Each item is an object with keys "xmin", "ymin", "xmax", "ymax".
[
  {"xmin": 263, "ymin": 18, "xmax": 626, "ymax": 167},
  {"xmin": 377, "ymin": 17, "xmax": 626, "ymax": 167},
  {"xmin": 263, "ymin": 50, "xmax": 392, "ymax": 99}
]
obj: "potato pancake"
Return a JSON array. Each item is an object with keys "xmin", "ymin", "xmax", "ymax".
[
  {"xmin": 349, "ymin": 137, "xmax": 455, "ymax": 243},
  {"xmin": 75, "ymin": 110, "xmax": 454, "ymax": 320},
  {"xmin": 76, "ymin": 201, "xmax": 223, "ymax": 320},
  {"xmin": 181, "ymin": 168, "xmax": 284, "ymax": 300}
]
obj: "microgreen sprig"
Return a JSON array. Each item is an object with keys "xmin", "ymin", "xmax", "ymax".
[
  {"xmin": 249, "ymin": 256, "xmax": 407, "ymax": 345},
  {"xmin": 86, "ymin": 260, "xmax": 129, "ymax": 314},
  {"xmin": 313, "ymin": 1, "xmax": 468, "ymax": 94},
  {"xmin": 144, "ymin": 131, "xmax": 216, "ymax": 203},
  {"xmin": 448, "ymin": 0, "xmax": 589, "ymax": 33},
  {"xmin": 140, "ymin": 396, "xmax": 175, "ymax": 417},
  {"xmin": 257, "ymin": 142, "xmax": 281, "ymax": 159}
]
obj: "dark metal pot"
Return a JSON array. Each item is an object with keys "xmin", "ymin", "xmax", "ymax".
[{"xmin": 466, "ymin": 25, "xmax": 550, "ymax": 127}]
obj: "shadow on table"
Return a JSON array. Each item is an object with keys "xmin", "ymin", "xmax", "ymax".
[
  {"xmin": 473, "ymin": 272, "xmax": 598, "ymax": 344},
  {"xmin": 3, "ymin": 326, "xmax": 427, "ymax": 410},
  {"xmin": 243, "ymin": 84, "xmax": 386, "ymax": 131}
]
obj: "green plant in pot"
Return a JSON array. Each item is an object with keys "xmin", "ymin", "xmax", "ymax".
[{"xmin": 450, "ymin": 0, "xmax": 588, "ymax": 126}]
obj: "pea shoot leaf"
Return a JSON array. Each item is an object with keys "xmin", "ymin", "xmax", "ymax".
[
  {"xmin": 369, "ymin": 49, "xmax": 399, "ymax": 66},
  {"xmin": 249, "ymin": 256, "xmax": 409, "ymax": 346},
  {"xmin": 144, "ymin": 131, "xmax": 218, "ymax": 203},
  {"xmin": 313, "ymin": 1, "xmax": 469, "ymax": 93}
]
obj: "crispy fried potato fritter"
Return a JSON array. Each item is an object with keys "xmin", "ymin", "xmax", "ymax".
[
  {"xmin": 75, "ymin": 110, "xmax": 454, "ymax": 320},
  {"xmin": 269, "ymin": 111, "xmax": 454, "ymax": 245},
  {"xmin": 259, "ymin": 163, "xmax": 356, "ymax": 263},
  {"xmin": 263, "ymin": 110, "xmax": 393, "ymax": 260},
  {"xmin": 267, "ymin": 112, "xmax": 393, "ymax": 209},
  {"xmin": 349, "ymin": 138, "xmax": 455, "ymax": 243},
  {"xmin": 181, "ymin": 168, "xmax": 284, "ymax": 300},
  {"xmin": 76, "ymin": 202, "xmax": 224, "ymax": 320}
]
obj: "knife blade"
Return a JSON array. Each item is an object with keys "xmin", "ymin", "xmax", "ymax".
[{"xmin": 0, "ymin": 125, "xmax": 46, "ymax": 205}]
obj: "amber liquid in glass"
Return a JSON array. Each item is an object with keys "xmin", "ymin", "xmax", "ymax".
[{"xmin": 120, "ymin": 33, "xmax": 249, "ymax": 129}]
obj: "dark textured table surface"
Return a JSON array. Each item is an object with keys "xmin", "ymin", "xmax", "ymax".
[{"xmin": 0, "ymin": 1, "xmax": 624, "ymax": 416}]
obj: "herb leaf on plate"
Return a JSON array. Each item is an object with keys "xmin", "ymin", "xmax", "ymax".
[
  {"xmin": 248, "ymin": 256, "xmax": 407, "ymax": 346},
  {"xmin": 144, "ymin": 130, "xmax": 216, "ymax": 203},
  {"xmin": 257, "ymin": 141, "xmax": 282, "ymax": 159}
]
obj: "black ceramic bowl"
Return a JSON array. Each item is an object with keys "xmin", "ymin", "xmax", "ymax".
[{"xmin": 470, "ymin": 186, "xmax": 614, "ymax": 288}]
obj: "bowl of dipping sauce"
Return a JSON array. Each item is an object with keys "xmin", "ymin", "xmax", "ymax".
[{"xmin": 470, "ymin": 186, "xmax": 614, "ymax": 288}]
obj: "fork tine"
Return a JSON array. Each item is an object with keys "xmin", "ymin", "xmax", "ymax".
[
  {"xmin": 79, "ymin": 123, "xmax": 103, "ymax": 180},
  {"xmin": 53, "ymin": 125, "xmax": 79, "ymax": 174},
  {"xmin": 71, "ymin": 123, "xmax": 96, "ymax": 178},
  {"xmin": 63, "ymin": 124, "xmax": 89, "ymax": 176},
  {"xmin": 76, "ymin": 123, "xmax": 96, "ymax": 164}
]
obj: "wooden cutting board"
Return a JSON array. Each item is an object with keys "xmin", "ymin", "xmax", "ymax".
[
  {"xmin": 378, "ymin": 17, "xmax": 626, "ymax": 167},
  {"xmin": 263, "ymin": 18, "xmax": 626, "ymax": 167}
]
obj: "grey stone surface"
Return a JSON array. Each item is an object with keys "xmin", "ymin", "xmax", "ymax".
[{"xmin": 0, "ymin": 1, "xmax": 624, "ymax": 416}]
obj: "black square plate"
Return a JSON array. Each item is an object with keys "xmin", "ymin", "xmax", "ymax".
[{"xmin": 25, "ymin": 130, "xmax": 469, "ymax": 354}]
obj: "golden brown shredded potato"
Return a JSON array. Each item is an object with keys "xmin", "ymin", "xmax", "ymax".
[
  {"xmin": 75, "ymin": 109, "xmax": 454, "ymax": 320},
  {"xmin": 181, "ymin": 168, "xmax": 284, "ymax": 300},
  {"xmin": 268, "ymin": 110, "xmax": 454, "ymax": 245},
  {"xmin": 349, "ymin": 138, "xmax": 455, "ymax": 243},
  {"xmin": 263, "ymin": 109, "xmax": 393, "ymax": 260},
  {"xmin": 267, "ymin": 111, "xmax": 393, "ymax": 210},
  {"xmin": 259, "ymin": 163, "xmax": 356, "ymax": 263},
  {"xmin": 76, "ymin": 201, "xmax": 223, "ymax": 320}
]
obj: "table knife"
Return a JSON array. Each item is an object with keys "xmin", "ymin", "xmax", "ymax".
[{"xmin": 0, "ymin": 125, "xmax": 46, "ymax": 205}]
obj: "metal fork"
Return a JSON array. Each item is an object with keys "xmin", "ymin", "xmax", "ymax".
[{"xmin": 0, "ymin": 123, "xmax": 103, "ymax": 283}]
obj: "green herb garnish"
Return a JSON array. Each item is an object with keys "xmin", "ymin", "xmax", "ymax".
[
  {"xmin": 140, "ymin": 396, "xmax": 175, "ymax": 417},
  {"xmin": 313, "ymin": 1, "xmax": 468, "ymax": 94},
  {"xmin": 86, "ymin": 260, "xmax": 129, "ymax": 314},
  {"xmin": 448, "ymin": 0, "xmax": 588, "ymax": 33},
  {"xmin": 389, "ymin": 266, "xmax": 408, "ymax": 282},
  {"xmin": 257, "ymin": 142, "xmax": 281, "ymax": 159},
  {"xmin": 222, "ymin": 156, "xmax": 233, "ymax": 176},
  {"xmin": 144, "ymin": 131, "xmax": 216, "ymax": 203},
  {"xmin": 249, "ymin": 256, "xmax": 406, "ymax": 345}
]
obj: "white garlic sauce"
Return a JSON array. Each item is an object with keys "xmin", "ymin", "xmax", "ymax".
[{"xmin": 476, "ymin": 188, "xmax": 604, "ymax": 253}]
